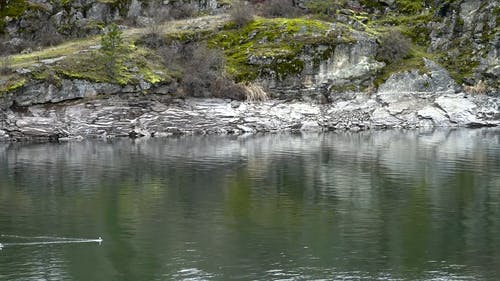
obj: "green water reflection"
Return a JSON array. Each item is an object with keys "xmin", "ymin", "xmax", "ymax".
[{"xmin": 0, "ymin": 129, "xmax": 499, "ymax": 280}]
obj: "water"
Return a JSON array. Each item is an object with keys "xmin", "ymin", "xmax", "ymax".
[{"xmin": 0, "ymin": 129, "xmax": 499, "ymax": 280}]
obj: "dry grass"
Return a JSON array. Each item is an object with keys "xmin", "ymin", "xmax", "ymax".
[
  {"xmin": 244, "ymin": 83, "xmax": 268, "ymax": 101},
  {"xmin": 464, "ymin": 80, "xmax": 488, "ymax": 94}
]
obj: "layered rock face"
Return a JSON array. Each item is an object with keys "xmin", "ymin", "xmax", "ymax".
[
  {"xmin": 0, "ymin": 65, "xmax": 498, "ymax": 141},
  {"xmin": 1, "ymin": 93, "xmax": 498, "ymax": 141}
]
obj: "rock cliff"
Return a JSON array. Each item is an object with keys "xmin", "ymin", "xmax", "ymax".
[{"xmin": 0, "ymin": 0, "xmax": 499, "ymax": 141}]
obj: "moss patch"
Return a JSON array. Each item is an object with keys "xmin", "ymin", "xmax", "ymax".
[
  {"xmin": 0, "ymin": 74, "xmax": 27, "ymax": 94},
  {"xmin": 368, "ymin": 13, "xmax": 433, "ymax": 46},
  {"xmin": 208, "ymin": 17, "xmax": 353, "ymax": 82},
  {"xmin": 436, "ymin": 49, "xmax": 479, "ymax": 85},
  {"xmin": 0, "ymin": 0, "xmax": 29, "ymax": 32},
  {"xmin": 373, "ymin": 45, "xmax": 431, "ymax": 87},
  {"xmin": 53, "ymin": 45, "xmax": 172, "ymax": 86}
]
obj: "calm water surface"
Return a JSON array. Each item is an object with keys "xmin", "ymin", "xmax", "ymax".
[{"xmin": 0, "ymin": 129, "xmax": 499, "ymax": 280}]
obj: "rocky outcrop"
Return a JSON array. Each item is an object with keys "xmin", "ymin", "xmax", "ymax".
[
  {"xmin": 268, "ymin": 30, "xmax": 384, "ymax": 99},
  {"xmin": 1, "ymin": 53, "xmax": 498, "ymax": 141},
  {"xmin": 11, "ymin": 79, "xmax": 122, "ymax": 106},
  {"xmin": 0, "ymin": 89, "xmax": 497, "ymax": 141},
  {"xmin": 428, "ymin": 0, "xmax": 500, "ymax": 88}
]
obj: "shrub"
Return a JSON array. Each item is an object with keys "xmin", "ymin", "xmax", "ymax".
[
  {"xmin": 138, "ymin": 32, "xmax": 167, "ymax": 49},
  {"xmin": 158, "ymin": 42, "xmax": 250, "ymax": 99},
  {"xmin": 182, "ymin": 43, "xmax": 225, "ymax": 97},
  {"xmin": 258, "ymin": 0, "xmax": 302, "ymax": 18},
  {"xmin": 230, "ymin": 1, "xmax": 254, "ymax": 27},
  {"xmin": 305, "ymin": 0, "xmax": 345, "ymax": 16},
  {"xmin": 146, "ymin": 1, "xmax": 172, "ymax": 28},
  {"xmin": 377, "ymin": 30, "xmax": 411, "ymax": 63},
  {"xmin": 170, "ymin": 3, "xmax": 198, "ymax": 19},
  {"xmin": 158, "ymin": 42, "xmax": 182, "ymax": 71},
  {"xmin": 137, "ymin": 2, "xmax": 171, "ymax": 49}
]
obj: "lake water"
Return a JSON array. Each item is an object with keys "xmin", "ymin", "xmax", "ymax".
[{"xmin": 0, "ymin": 129, "xmax": 499, "ymax": 280}]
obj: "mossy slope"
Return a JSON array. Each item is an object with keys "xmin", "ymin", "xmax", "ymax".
[{"xmin": 208, "ymin": 17, "xmax": 354, "ymax": 82}]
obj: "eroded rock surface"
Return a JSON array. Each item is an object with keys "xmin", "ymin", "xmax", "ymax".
[{"xmin": 0, "ymin": 90, "xmax": 497, "ymax": 141}]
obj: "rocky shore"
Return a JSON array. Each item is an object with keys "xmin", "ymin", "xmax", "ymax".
[
  {"xmin": 1, "ymin": 51, "xmax": 499, "ymax": 142},
  {"xmin": 0, "ymin": 89, "xmax": 498, "ymax": 142}
]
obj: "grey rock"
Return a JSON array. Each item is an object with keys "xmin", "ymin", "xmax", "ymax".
[
  {"xmin": 41, "ymin": 56, "xmax": 67, "ymax": 65},
  {"xmin": 139, "ymin": 80, "xmax": 151, "ymax": 90},
  {"xmin": 300, "ymin": 120, "xmax": 321, "ymax": 131},
  {"xmin": 0, "ymin": 130, "xmax": 8, "ymax": 141},
  {"xmin": 127, "ymin": 0, "xmax": 142, "ymax": 20},
  {"xmin": 16, "ymin": 68, "xmax": 32, "ymax": 74},
  {"xmin": 417, "ymin": 106, "xmax": 450, "ymax": 126},
  {"xmin": 310, "ymin": 35, "xmax": 384, "ymax": 87},
  {"xmin": 379, "ymin": 0, "xmax": 395, "ymax": 6},
  {"xmin": 88, "ymin": 2, "xmax": 111, "ymax": 22},
  {"xmin": 237, "ymin": 125, "xmax": 256, "ymax": 133},
  {"xmin": 14, "ymin": 80, "xmax": 121, "ymax": 106},
  {"xmin": 230, "ymin": 100, "xmax": 241, "ymax": 108},
  {"xmin": 435, "ymin": 95, "xmax": 480, "ymax": 125},
  {"xmin": 378, "ymin": 59, "xmax": 457, "ymax": 94},
  {"xmin": 486, "ymin": 65, "xmax": 500, "ymax": 77},
  {"xmin": 371, "ymin": 108, "xmax": 401, "ymax": 127}
]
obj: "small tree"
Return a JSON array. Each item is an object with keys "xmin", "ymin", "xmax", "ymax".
[
  {"xmin": 100, "ymin": 23, "xmax": 124, "ymax": 78},
  {"xmin": 230, "ymin": 1, "xmax": 254, "ymax": 27},
  {"xmin": 377, "ymin": 31, "xmax": 411, "ymax": 63}
]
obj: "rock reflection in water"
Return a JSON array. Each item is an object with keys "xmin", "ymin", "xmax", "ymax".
[{"xmin": 0, "ymin": 128, "xmax": 499, "ymax": 280}]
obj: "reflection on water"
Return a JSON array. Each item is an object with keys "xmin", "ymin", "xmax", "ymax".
[{"xmin": 0, "ymin": 129, "xmax": 499, "ymax": 280}]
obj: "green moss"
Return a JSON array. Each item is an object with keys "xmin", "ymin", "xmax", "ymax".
[
  {"xmin": 368, "ymin": 13, "xmax": 433, "ymax": 46},
  {"xmin": 0, "ymin": 0, "xmax": 29, "ymax": 33},
  {"xmin": 53, "ymin": 45, "xmax": 172, "ymax": 86},
  {"xmin": 1, "ymin": 0, "xmax": 28, "ymax": 17},
  {"xmin": 359, "ymin": 0, "xmax": 383, "ymax": 10},
  {"xmin": 494, "ymin": 7, "xmax": 500, "ymax": 26},
  {"xmin": 360, "ymin": 0, "xmax": 430, "ymax": 14},
  {"xmin": 208, "ymin": 17, "xmax": 351, "ymax": 82},
  {"xmin": 395, "ymin": 0, "xmax": 428, "ymax": 14},
  {"xmin": 0, "ymin": 75, "xmax": 27, "ymax": 93},
  {"xmin": 218, "ymin": 0, "xmax": 232, "ymax": 6},
  {"xmin": 55, "ymin": 52, "xmax": 112, "ymax": 83},
  {"xmin": 31, "ymin": 68, "xmax": 52, "ymax": 80},
  {"xmin": 436, "ymin": 51, "xmax": 478, "ymax": 85},
  {"xmin": 132, "ymin": 47, "xmax": 173, "ymax": 84},
  {"xmin": 373, "ymin": 45, "xmax": 431, "ymax": 87},
  {"xmin": 373, "ymin": 56, "xmax": 428, "ymax": 87}
]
